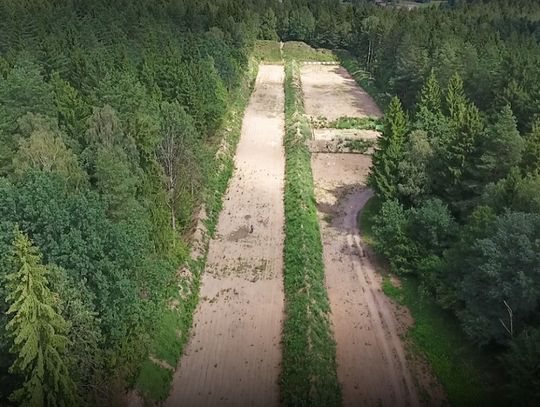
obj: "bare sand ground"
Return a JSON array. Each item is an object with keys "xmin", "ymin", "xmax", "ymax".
[
  {"xmin": 300, "ymin": 65, "xmax": 383, "ymax": 121},
  {"xmin": 311, "ymin": 154, "xmax": 446, "ymax": 407},
  {"xmin": 313, "ymin": 128, "xmax": 380, "ymax": 141},
  {"xmin": 165, "ymin": 65, "xmax": 285, "ymax": 407}
]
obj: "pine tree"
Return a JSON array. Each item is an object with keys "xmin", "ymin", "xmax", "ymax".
[
  {"xmin": 369, "ymin": 96, "xmax": 408, "ymax": 200},
  {"xmin": 5, "ymin": 228, "xmax": 76, "ymax": 407}
]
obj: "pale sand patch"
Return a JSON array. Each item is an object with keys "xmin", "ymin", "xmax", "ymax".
[
  {"xmin": 165, "ymin": 65, "xmax": 285, "ymax": 407},
  {"xmin": 300, "ymin": 65, "xmax": 383, "ymax": 121}
]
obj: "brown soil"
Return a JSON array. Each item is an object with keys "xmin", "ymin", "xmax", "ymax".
[
  {"xmin": 312, "ymin": 154, "xmax": 421, "ymax": 406},
  {"xmin": 165, "ymin": 65, "xmax": 285, "ymax": 407},
  {"xmin": 300, "ymin": 65, "xmax": 383, "ymax": 121}
]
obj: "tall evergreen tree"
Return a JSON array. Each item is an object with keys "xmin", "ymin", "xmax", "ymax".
[
  {"xmin": 369, "ymin": 96, "xmax": 408, "ymax": 200},
  {"xmin": 445, "ymin": 72, "xmax": 467, "ymax": 125},
  {"xmin": 5, "ymin": 228, "xmax": 77, "ymax": 407},
  {"xmin": 479, "ymin": 105, "xmax": 524, "ymax": 182}
]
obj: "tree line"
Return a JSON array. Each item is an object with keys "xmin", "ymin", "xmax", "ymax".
[{"xmin": 0, "ymin": 0, "xmax": 277, "ymax": 405}]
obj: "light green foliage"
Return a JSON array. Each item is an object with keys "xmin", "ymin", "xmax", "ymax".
[
  {"xmin": 5, "ymin": 229, "xmax": 77, "ymax": 407},
  {"xmin": 12, "ymin": 114, "xmax": 85, "ymax": 188}
]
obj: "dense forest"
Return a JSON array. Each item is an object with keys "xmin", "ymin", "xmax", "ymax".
[
  {"xmin": 0, "ymin": 0, "xmax": 273, "ymax": 405},
  {"xmin": 1, "ymin": 0, "xmax": 539, "ymax": 406}
]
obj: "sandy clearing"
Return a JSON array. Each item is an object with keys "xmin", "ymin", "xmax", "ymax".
[
  {"xmin": 165, "ymin": 65, "xmax": 285, "ymax": 407},
  {"xmin": 300, "ymin": 65, "xmax": 383, "ymax": 121},
  {"xmin": 312, "ymin": 153, "xmax": 420, "ymax": 406}
]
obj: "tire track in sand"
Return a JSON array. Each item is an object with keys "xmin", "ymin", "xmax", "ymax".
[
  {"xmin": 311, "ymin": 154, "xmax": 420, "ymax": 407},
  {"xmin": 165, "ymin": 65, "xmax": 285, "ymax": 407},
  {"xmin": 303, "ymin": 59, "xmax": 423, "ymax": 407}
]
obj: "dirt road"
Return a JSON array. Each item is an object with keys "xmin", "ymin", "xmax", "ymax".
[
  {"xmin": 301, "ymin": 65, "xmax": 382, "ymax": 121},
  {"xmin": 165, "ymin": 65, "xmax": 285, "ymax": 407},
  {"xmin": 311, "ymin": 154, "xmax": 420, "ymax": 407}
]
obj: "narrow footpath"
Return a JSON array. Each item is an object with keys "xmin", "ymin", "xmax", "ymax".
[{"xmin": 165, "ymin": 65, "xmax": 285, "ymax": 407}]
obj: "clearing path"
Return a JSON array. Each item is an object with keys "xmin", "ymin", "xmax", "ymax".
[
  {"xmin": 312, "ymin": 154, "xmax": 421, "ymax": 407},
  {"xmin": 166, "ymin": 65, "xmax": 285, "ymax": 407},
  {"xmin": 304, "ymin": 64, "xmax": 441, "ymax": 406},
  {"xmin": 301, "ymin": 65, "xmax": 382, "ymax": 121}
]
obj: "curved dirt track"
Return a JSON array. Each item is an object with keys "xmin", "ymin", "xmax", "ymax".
[
  {"xmin": 311, "ymin": 154, "xmax": 420, "ymax": 407},
  {"xmin": 165, "ymin": 65, "xmax": 285, "ymax": 407}
]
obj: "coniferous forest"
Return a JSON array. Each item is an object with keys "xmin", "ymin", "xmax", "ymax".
[{"xmin": 0, "ymin": 0, "xmax": 539, "ymax": 406}]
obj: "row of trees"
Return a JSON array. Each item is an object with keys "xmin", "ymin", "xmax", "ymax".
[
  {"xmin": 370, "ymin": 74, "xmax": 540, "ymax": 404},
  {"xmin": 0, "ymin": 0, "xmax": 274, "ymax": 405}
]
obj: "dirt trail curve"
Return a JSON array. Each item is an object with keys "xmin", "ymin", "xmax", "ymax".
[
  {"xmin": 304, "ymin": 63, "xmax": 425, "ymax": 407},
  {"xmin": 311, "ymin": 155, "xmax": 421, "ymax": 407},
  {"xmin": 165, "ymin": 65, "xmax": 285, "ymax": 407}
]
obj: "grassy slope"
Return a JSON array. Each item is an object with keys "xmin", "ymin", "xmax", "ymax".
[
  {"xmin": 283, "ymin": 41, "xmax": 337, "ymax": 62},
  {"xmin": 254, "ymin": 40, "xmax": 282, "ymax": 63},
  {"xmin": 359, "ymin": 196, "xmax": 502, "ymax": 407},
  {"xmin": 281, "ymin": 60, "xmax": 341, "ymax": 406},
  {"xmin": 135, "ymin": 59, "xmax": 259, "ymax": 402}
]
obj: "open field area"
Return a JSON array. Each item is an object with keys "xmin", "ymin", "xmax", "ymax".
[
  {"xmin": 165, "ymin": 65, "xmax": 285, "ymax": 407},
  {"xmin": 301, "ymin": 65, "xmax": 383, "ymax": 121}
]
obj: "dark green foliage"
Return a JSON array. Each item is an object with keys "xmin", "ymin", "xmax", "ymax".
[
  {"xmin": 0, "ymin": 1, "xmax": 263, "ymax": 404},
  {"xmin": 369, "ymin": 96, "xmax": 407, "ymax": 200},
  {"xmin": 502, "ymin": 328, "xmax": 540, "ymax": 406}
]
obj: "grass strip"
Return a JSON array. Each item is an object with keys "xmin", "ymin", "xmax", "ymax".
[
  {"xmin": 135, "ymin": 59, "xmax": 259, "ymax": 402},
  {"xmin": 281, "ymin": 60, "xmax": 341, "ymax": 407},
  {"xmin": 359, "ymin": 196, "xmax": 501, "ymax": 407}
]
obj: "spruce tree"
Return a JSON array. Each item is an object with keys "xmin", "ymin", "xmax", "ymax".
[
  {"xmin": 479, "ymin": 105, "xmax": 524, "ymax": 181},
  {"xmin": 415, "ymin": 69, "xmax": 446, "ymax": 135},
  {"xmin": 369, "ymin": 96, "xmax": 408, "ymax": 200},
  {"xmin": 5, "ymin": 228, "xmax": 76, "ymax": 407},
  {"xmin": 445, "ymin": 72, "xmax": 467, "ymax": 125}
]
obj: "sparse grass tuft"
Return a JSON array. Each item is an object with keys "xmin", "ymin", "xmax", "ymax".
[
  {"xmin": 281, "ymin": 60, "xmax": 341, "ymax": 406},
  {"xmin": 329, "ymin": 116, "xmax": 382, "ymax": 131}
]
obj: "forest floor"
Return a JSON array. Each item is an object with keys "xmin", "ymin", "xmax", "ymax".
[
  {"xmin": 165, "ymin": 65, "xmax": 285, "ymax": 407},
  {"xmin": 304, "ymin": 65, "xmax": 445, "ymax": 406}
]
